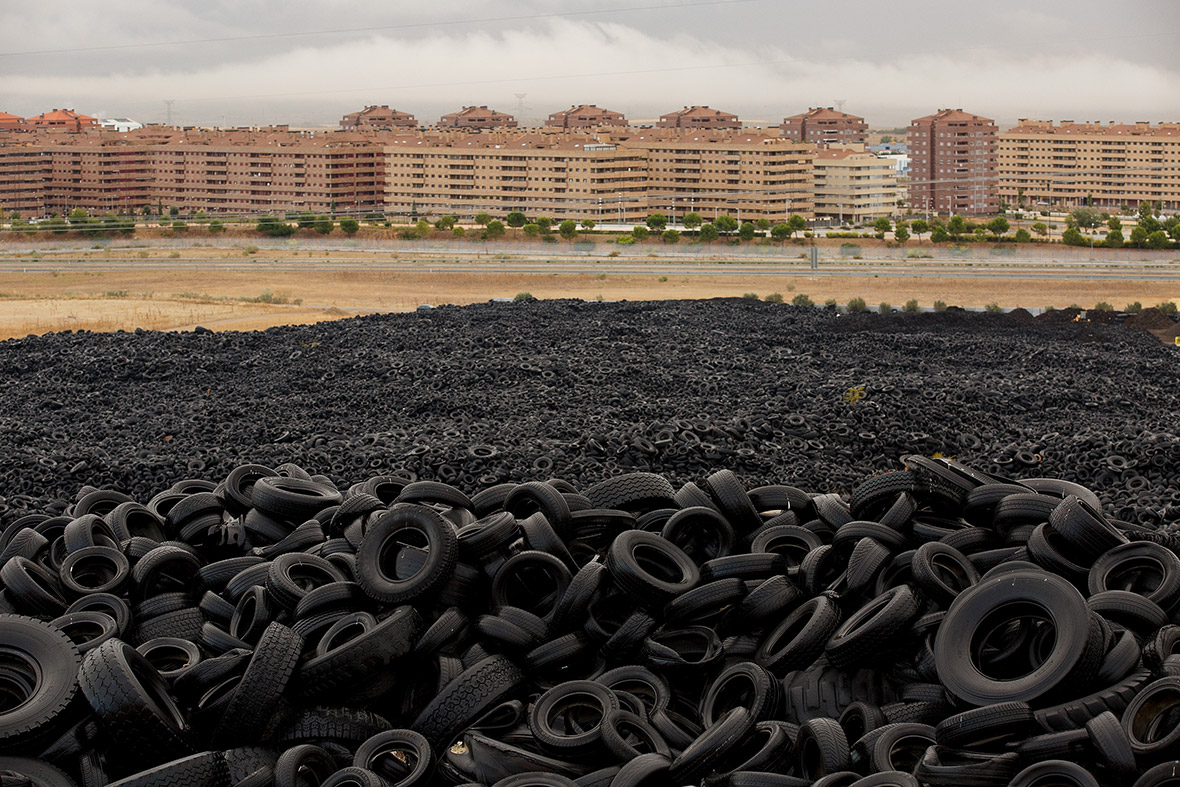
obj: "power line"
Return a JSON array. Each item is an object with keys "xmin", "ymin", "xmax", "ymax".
[{"xmin": 0, "ymin": 0, "xmax": 758, "ymax": 57}]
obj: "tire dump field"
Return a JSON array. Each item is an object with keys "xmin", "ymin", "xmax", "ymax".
[{"xmin": 2, "ymin": 299, "xmax": 1180, "ymax": 786}]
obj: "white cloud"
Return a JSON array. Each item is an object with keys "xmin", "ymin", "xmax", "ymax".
[{"xmin": 0, "ymin": 18, "xmax": 1175, "ymax": 127}]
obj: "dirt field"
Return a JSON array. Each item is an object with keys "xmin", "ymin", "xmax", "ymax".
[{"xmin": 2, "ymin": 263, "xmax": 1178, "ymax": 341}]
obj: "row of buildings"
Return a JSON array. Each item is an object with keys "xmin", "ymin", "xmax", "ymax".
[{"xmin": 1, "ymin": 106, "xmax": 1178, "ymax": 224}]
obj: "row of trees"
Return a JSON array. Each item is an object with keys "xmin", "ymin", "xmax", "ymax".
[{"xmin": 1064, "ymin": 204, "xmax": 1180, "ymax": 249}]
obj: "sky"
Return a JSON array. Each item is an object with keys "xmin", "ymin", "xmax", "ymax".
[{"xmin": 1, "ymin": 0, "xmax": 1177, "ymax": 130}]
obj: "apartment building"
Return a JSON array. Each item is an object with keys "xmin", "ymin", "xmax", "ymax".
[
  {"xmin": 998, "ymin": 120, "xmax": 1180, "ymax": 212},
  {"xmin": 811, "ymin": 145, "xmax": 899, "ymax": 223},
  {"xmin": 622, "ymin": 132, "xmax": 812, "ymax": 224},
  {"xmin": 0, "ymin": 144, "xmax": 48, "ymax": 215},
  {"xmin": 779, "ymin": 108, "xmax": 868, "ymax": 146},
  {"xmin": 437, "ymin": 106, "xmax": 518, "ymax": 130},
  {"xmin": 27, "ymin": 109, "xmax": 98, "ymax": 132},
  {"xmin": 545, "ymin": 105, "xmax": 626, "ymax": 130},
  {"xmin": 0, "ymin": 112, "xmax": 25, "ymax": 131},
  {"xmin": 339, "ymin": 106, "xmax": 417, "ymax": 131},
  {"xmin": 657, "ymin": 106, "xmax": 741, "ymax": 131},
  {"xmin": 908, "ymin": 108, "xmax": 997, "ymax": 215}
]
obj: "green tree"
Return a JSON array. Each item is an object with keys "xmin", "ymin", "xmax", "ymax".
[
  {"xmin": 879, "ymin": 301, "xmax": 892, "ymax": 313},
  {"xmin": 787, "ymin": 214, "xmax": 807, "ymax": 238},
  {"xmin": 475, "ymin": 212, "xmax": 492, "ymax": 227},
  {"xmin": 485, "ymin": 220, "xmax": 506, "ymax": 240},
  {"xmin": 1108, "ymin": 216, "xmax": 1122, "ymax": 232},
  {"xmin": 987, "ymin": 216, "xmax": 1010, "ymax": 238},
  {"xmin": 314, "ymin": 215, "xmax": 334, "ymax": 235},
  {"xmin": 933, "ymin": 300, "xmax": 948, "ymax": 312},
  {"xmin": 340, "ymin": 218, "xmax": 359, "ymax": 235},
  {"xmin": 894, "ymin": 225, "xmax": 910, "ymax": 244},
  {"xmin": 293, "ymin": 211, "xmax": 316, "ymax": 230},
  {"xmin": 646, "ymin": 213, "xmax": 668, "ymax": 231},
  {"xmin": 1105, "ymin": 229, "xmax": 1124, "ymax": 248},
  {"xmin": 947, "ymin": 215, "xmax": 966, "ymax": 238},
  {"xmin": 523, "ymin": 223, "xmax": 540, "ymax": 238},
  {"xmin": 930, "ymin": 225, "xmax": 949, "ymax": 243},
  {"xmin": 1014, "ymin": 228, "xmax": 1032, "ymax": 243},
  {"xmin": 452, "ymin": 226, "xmax": 466, "ymax": 239},
  {"xmin": 715, "ymin": 215, "xmax": 739, "ymax": 236},
  {"xmin": 1062, "ymin": 227, "xmax": 1086, "ymax": 246},
  {"xmin": 792, "ymin": 293, "xmax": 813, "ymax": 306},
  {"xmin": 873, "ymin": 217, "xmax": 892, "ymax": 239},
  {"xmin": 171, "ymin": 220, "xmax": 189, "ymax": 233},
  {"xmin": 1165, "ymin": 216, "xmax": 1180, "ymax": 242},
  {"xmin": 632, "ymin": 225, "xmax": 650, "ymax": 241},
  {"xmin": 739, "ymin": 222, "xmax": 757, "ymax": 241},
  {"xmin": 985, "ymin": 302, "xmax": 1003, "ymax": 313},
  {"xmin": 699, "ymin": 223, "xmax": 719, "ymax": 243},
  {"xmin": 756, "ymin": 218, "xmax": 771, "ymax": 232},
  {"xmin": 256, "ymin": 215, "xmax": 294, "ymax": 237},
  {"xmin": 1092, "ymin": 301, "xmax": 1113, "ymax": 311},
  {"xmin": 506, "ymin": 211, "xmax": 527, "ymax": 236},
  {"xmin": 1130, "ymin": 226, "xmax": 1149, "ymax": 247},
  {"xmin": 435, "ymin": 215, "xmax": 456, "ymax": 230},
  {"xmin": 1138, "ymin": 201, "xmax": 1162, "ymax": 233},
  {"xmin": 1148, "ymin": 230, "xmax": 1170, "ymax": 250},
  {"xmin": 764, "ymin": 292, "xmax": 783, "ymax": 303},
  {"xmin": 558, "ymin": 220, "xmax": 578, "ymax": 241},
  {"xmin": 581, "ymin": 218, "xmax": 596, "ymax": 231},
  {"xmin": 771, "ymin": 223, "xmax": 791, "ymax": 243},
  {"xmin": 683, "ymin": 212, "xmax": 702, "ymax": 232},
  {"xmin": 662, "ymin": 229, "xmax": 681, "ymax": 244},
  {"xmin": 535, "ymin": 216, "xmax": 553, "ymax": 234},
  {"xmin": 1032, "ymin": 221, "xmax": 1048, "ymax": 236},
  {"xmin": 910, "ymin": 218, "xmax": 929, "ymax": 243},
  {"xmin": 1070, "ymin": 206, "xmax": 1102, "ymax": 232},
  {"xmin": 1126, "ymin": 301, "xmax": 1143, "ymax": 313}
]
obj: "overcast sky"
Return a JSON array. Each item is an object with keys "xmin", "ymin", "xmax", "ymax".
[{"xmin": 1, "ymin": 0, "xmax": 1177, "ymax": 129}]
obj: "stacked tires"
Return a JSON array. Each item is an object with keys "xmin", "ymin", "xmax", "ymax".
[{"xmin": 1, "ymin": 458, "xmax": 1180, "ymax": 785}]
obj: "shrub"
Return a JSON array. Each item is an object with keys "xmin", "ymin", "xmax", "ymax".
[
  {"xmin": 632, "ymin": 226, "xmax": 649, "ymax": 241},
  {"xmin": 933, "ymin": 300, "xmax": 948, "ymax": 312},
  {"xmin": 1092, "ymin": 301, "xmax": 1114, "ymax": 311},
  {"xmin": 208, "ymin": 220, "xmax": 225, "ymax": 235},
  {"xmin": 764, "ymin": 292, "xmax": 783, "ymax": 303},
  {"xmin": 616, "ymin": 236, "xmax": 634, "ymax": 245},
  {"xmin": 171, "ymin": 220, "xmax": 188, "ymax": 232},
  {"xmin": 903, "ymin": 299, "xmax": 920, "ymax": 313},
  {"xmin": 658, "ymin": 276, "xmax": 668, "ymax": 282},
  {"xmin": 1155, "ymin": 301, "xmax": 1178, "ymax": 316},
  {"xmin": 878, "ymin": 302, "xmax": 891, "ymax": 314},
  {"xmin": 662, "ymin": 229, "xmax": 681, "ymax": 244},
  {"xmin": 1125, "ymin": 301, "xmax": 1143, "ymax": 313},
  {"xmin": 340, "ymin": 218, "xmax": 359, "ymax": 235},
  {"xmin": 847, "ymin": 297, "xmax": 867, "ymax": 313},
  {"xmin": 742, "ymin": 293, "xmax": 759, "ymax": 300},
  {"xmin": 985, "ymin": 302, "xmax": 1003, "ymax": 313},
  {"xmin": 452, "ymin": 226, "xmax": 466, "ymax": 238},
  {"xmin": 514, "ymin": 292, "xmax": 535, "ymax": 302},
  {"xmin": 792, "ymin": 293, "xmax": 813, "ymax": 307}
]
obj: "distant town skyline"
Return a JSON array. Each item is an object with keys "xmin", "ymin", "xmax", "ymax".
[{"xmin": 1, "ymin": 0, "xmax": 1177, "ymax": 128}]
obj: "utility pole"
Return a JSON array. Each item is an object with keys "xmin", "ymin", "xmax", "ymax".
[{"xmin": 164, "ymin": 99, "xmax": 175, "ymax": 126}]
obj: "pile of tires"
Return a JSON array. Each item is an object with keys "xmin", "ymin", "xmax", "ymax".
[{"xmin": 2, "ymin": 456, "xmax": 1180, "ymax": 785}]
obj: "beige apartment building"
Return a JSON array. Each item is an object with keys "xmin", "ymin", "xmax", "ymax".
[
  {"xmin": 811, "ymin": 145, "xmax": 899, "ymax": 223},
  {"xmin": 998, "ymin": 120, "xmax": 1180, "ymax": 212}
]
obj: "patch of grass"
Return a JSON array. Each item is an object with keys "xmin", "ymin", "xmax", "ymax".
[
  {"xmin": 742, "ymin": 292, "xmax": 759, "ymax": 300},
  {"xmin": 596, "ymin": 273, "xmax": 607, "ymax": 280},
  {"xmin": 878, "ymin": 301, "xmax": 891, "ymax": 313},
  {"xmin": 933, "ymin": 300, "xmax": 948, "ymax": 312},
  {"xmin": 239, "ymin": 290, "xmax": 291, "ymax": 304},
  {"xmin": 764, "ymin": 292, "xmax": 783, "ymax": 303},
  {"xmin": 243, "ymin": 245, "xmax": 259, "ymax": 255},
  {"xmin": 847, "ymin": 297, "xmax": 867, "ymax": 313},
  {"xmin": 514, "ymin": 292, "xmax": 535, "ymax": 302},
  {"xmin": 103, "ymin": 290, "xmax": 129, "ymax": 298},
  {"xmin": 168, "ymin": 251, "xmax": 180, "ymax": 259},
  {"xmin": 658, "ymin": 276, "xmax": 668, "ymax": 282},
  {"xmin": 173, "ymin": 292, "xmax": 227, "ymax": 302},
  {"xmin": 985, "ymin": 302, "xmax": 1003, "ymax": 313},
  {"xmin": 137, "ymin": 251, "xmax": 149, "ymax": 259},
  {"xmin": 903, "ymin": 299, "xmax": 920, "ymax": 313},
  {"xmin": 792, "ymin": 293, "xmax": 813, "ymax": 307}
]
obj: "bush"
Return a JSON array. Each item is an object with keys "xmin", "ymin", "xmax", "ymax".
[
  {"xmin": 171, "ymin": 220, "xmax": 188, "ymax": 233},
  {"xmin": 1014, "ymin": 228, "xmax": 1031, "ymax": 243},
  {"xmin": 1155, "ymin": 301, "xmax": 1178, "ymax": 316},
  {"xmin": 340, "ymin": 218, "xmax": 360, "ymax": 235},
  {"xmin": 985, "ymin": 302, "xmax": 1003, "ymax": 313},
  {"xmin": 658, "ymin": 276, "xmax": 668, "ymax": 282},
  {"xmin": 1125, "ymin": 301, "xmax": 1143, "ymax": 313},
  {"xmin": 208, "ymin": 220, "xmax": 225, "ymax": 235},
  {"xmin": 792, "ymin": 293, "xmax": 813, "ymax": 307},
  {"xmin": 1092, "ymin": 301, "xmax": 1114, "ymax": 311},
  {"xmin": 616, "ymin": 236, "xmax": 634, "ymax": 245},
  {"xmin": 903, "ymin": 299, "xmax": 920, "ymax": 313},
  {"xmin": 933, "ymin": 300, "xmax": 948, "ymax": 312},
  {"xmin": 632, "ymin": 226, "xmax": 649, "ymax": 241},
  {"xmin": 662, "ymin": 229, "xmax": 681, "ymax": 244},
  {"xmin": 314, "ymin": 216, "xmax": 334, "ymax": 235},
  {"xmin": 764, "ymin": 292, "xmax": 783, "ymax": 303},
  {"xmin": 256, "ymin": 215, "xmax": 294, "ymax": 237},
  {"xmin": 452, "ymin": 226, "xmax": 466, "ymax": 238},
  {"xmin": 514, "ymin": 292, "xmax": 535, "ymax": 302},
  {"xmin": 878, "ymin": 302, "xmax": 891, "ymax": 314},
  {"xmin": 742, "ymin": 293, "xmax": 759, "ymax": 300},
  {"xmin": 847, "ymin": 297, "xmax": 867, "ymax": 313}
]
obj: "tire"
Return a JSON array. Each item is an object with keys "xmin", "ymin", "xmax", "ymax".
[
  {"xmin": 106, "ymin": 751, "xmax": 229, "ymax": 787},
  {"xmin": 528, "ymin": 680, "xmax": 619, "ymax": 755},
  {"xmin": 910, "ymin": 542, "xmax": 979, "ymax": 607},
  {"xmin": 606, "ymin": 530, "xmax": 699, "ymax": 606},
  {"xmin": 276, "ymin": 707, "xmax": 393, "ymax": 748},
  {"xmin": 826, "ymin": 586, "xmax": 920, "ymax": 669},
  {"xmin": 1089, "ymin": 541, "xmax": 1180, "ymax": 610},
  {"xmin": 0, "ymin": 615, "xmax": 81, "ymax": 751},
  {"xmin": 794, "ymin": 717, "xmax": 849, "ymax": 782},
  {"xmin": 50, "ymin": 610, "xmax": 119, "ymax": 655},
  {"xmin": 132, "ymin": 608, "xmax": 204, "ymax": 646},
  {"xmin": 211, "ymin": 623, "xmax": 303, "ymax": 747},
  {"xmin": 1, "ymin": 557, "xmax": 69, "ymax": 617},
  {"xmin": 705, "ymin": 470, "xmax": 761, "ymax": 534},
  {"xmin": 299, "ymin": 606, "xmax": 420, "ymax": 699},
  {"xmin": 1049, "ymin": 495, "xmax": 1128, "ymax": 557},
  {"xmin": 353, "ymin": 729, "xmax": 433, "ymax": 787},
  {"xmin": 779, "ymin": 659, "xmax": 899, "ymax": 725},
  {"xmin": 756, "ymin": 595, "xmax": 842, "ymax": 675},
  {"xmin": 78, "ymin": 639, "xmax": 194, "ymax": 767},
  {"xmin": 866, "ymin": 722, "xmax": 935, "ymax": 775},
  {"xmin": 669, "ymin": 707, "xmax": 755, "ymax": 784},
  {"xmin": 105, "ymin": 502, "xmax": 168, "ymax": 544},
  {"xmin": 933, "ymin": 701, "xmax": 1034, "ymax": 749},
  {"xmin": 849, "ymin": 472, "xmax": 917, "ymax": 520},
  {"xmin": 700, "ymin": 661, "xmax": 779, "ymax": 727},
  {"xmin": 661, "ymin": 507, "xmax": 735, "ymax": 563},
  {"xmin": 584, "ymin": 473, "xmax": 676, "ymax": 514},
  {"xmin": 251, "ymin": 477, "xmax": 342, "ymax": 522},
  {"xmin": 0, "ymin": 757, "xmax": 77, "ymax": 787},
  {"xmin": 357, "ymin": 506, "xmax": 458, "ymax": 604},
  {"xmin": 266, "ymin": 552, "xmax": 345, "ymax": 611},
  {"xmin": 411, "ymin": 655, "xmax": 524, "ymax": 749},
  {"xmin": 274, "ymin": 744, "xmax": 336, "ymax": 787}
]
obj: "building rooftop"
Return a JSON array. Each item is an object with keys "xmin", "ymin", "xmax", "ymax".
[
  {"xmin": 911, "ymin": 108, "xmax": 995, "ymax": 125},
  {"xmin": 1004, "ymin": 119, "xmax": 1180, "ymax": 137}
]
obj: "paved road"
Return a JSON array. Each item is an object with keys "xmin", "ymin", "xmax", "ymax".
[{"xmin": 1, "ymin": 254, "xmax": 1178, "ymax": 281}]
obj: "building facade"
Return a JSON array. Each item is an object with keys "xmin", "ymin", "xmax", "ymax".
[
  {"xmin": 811, "ymin": 145, "xmax": 900, "ymax": 223},
  {"xmin": 0, "ymin": 112, "xmax": 25, "ymax": 131},
  {"xmin": 437, "ymin": 106, "xmax": 518, "ymax": 130},
  {"xmin": 657, "ymin": 106, "xmax": 741, "ymax": 131},
  {"xmin": 339, "ymin": 106, "xmax": 417, "ymax": 130},
  {"xmin": 27, "ymin": 109, "xmax": 98, "ymax": 132},
  {"xmin": 998, "ymin": 120, "xmax": 1180, "ymax": 212},
  {"xmin": 779, "ymin": 108, "xmax": 868, "ymax": 146},
  {"xmin": 907, "ymin": 108, "xmax": 997, "ymax": 215},
  {"xmin": 545, "ymin": 105, "xmax": 626, "ymax": 129}
]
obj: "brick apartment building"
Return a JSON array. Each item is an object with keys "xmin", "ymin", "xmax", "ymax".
[
  {"xmin": 339, "ymin": 105, "xmax": 417, "ymax": 131},
  {"xmin": 811, "ymin": 145, "xmax": 899, "ymax": 223},
  {"xmin": 657, "ymin": 106, "xmax": 741, "ymax": 131},
  {"xmin": 545, "ymin": 105, "xmax": 626, "ymax": 129},
  {"xmin": 27, "ymin": 109, "xmax": 98, "ymax": 132},
  {"xmin": 0, "ymin": 112, "xmax": 25, "ymax": 131},
  {"xmin": 778, "ymin": 108, "xmax": 868, "ymax": 146},
  {"xmin": 998, "ymin": 120, "xmax": 1180, "ymax": 212},
  {"xmin": 907, "ymin": 108, "xmax": 998, "ymax": 215},
  {"xmin": 437, "ymin": 106, "xmax": 518, "ymax": 130}
]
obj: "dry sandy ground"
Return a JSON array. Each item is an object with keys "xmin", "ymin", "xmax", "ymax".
[{"xmin": 1, "ymin": 265, "xmax": 1178, "ymax": 341}]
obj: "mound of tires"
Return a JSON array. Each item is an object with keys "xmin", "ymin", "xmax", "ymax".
[
  {"xmin": 1, "ymin": 300, "xmax": 1180, "ymax": 531},
  {"xmin": 2, "ymin": 456, "xmax": 1180, "ymax": 785}
]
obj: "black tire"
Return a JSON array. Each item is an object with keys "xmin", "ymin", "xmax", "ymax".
[
  {"xmin": 0, "ymin": 615, "xmax": 81, "ymax": 751},
  {"xmin": 0, "ymin": 757, "xmax": 77, "ymax": 787},
  {"xmin": 357, "ymin": 506, "xmax": 458, "ymax": 604},
  {"xmin": 211, "ymin": 623, "xmax": 303, "ymax": 747},
  {"xmin": 320, "ymin": 766, "xmax": 387, "ymax": 787},
  {"xmin": 266, "ymin": 553, "xmax": 345, "ymax": 611},
  {"xmin": 353, "ymin": 729, "xmax": 433, "ymax": 787},
  {"xmin": 133, "ymin": 608, "xmax": 204, "ymax": 646},
  {"xmin": 669, "ymin": 707, "xmax": 754, "ymax": 784},
  {"xmin": 105, "ymin": 502, "xmax": 168, "ymax": 544},
  {"xmin": 779, "ymin": 660, "xmax": 899, "ymax": 725},
  {"xmin": 276, "ymin": 707, "xmax": 393, "ymax": 748},
  {"xmin": 660, "ymin": 507, "xmax": 735, "ymax": 563},
  {"xmin": 704, "ymin": 470, "xmax": 761, "ymax": 534},
  {"xmin": 299, "ymin": 606, "xmax": 420, "ymax": 699},
  {"xmin": 528, "ymin": 680, "xmax": 619, "ymax": 755},
  {"xmin": 78, "ymin": 639, "xmax": 194, "ymax": 767},
  {"xmin": 106, "ymin": 751, "xmax": 229, "ymax": 787},
  {"xmin": 584, "ymin": 473, "xmax": 676, "ymax": 514},
  {"xmin": 251, "ymin": 477, "xmax": 342, "ymax": 522},
  {"xmin": 274, "ymin": 744, "xmax": 336, "ymax": 787},
  {"xmin": 794, "ymin": 717, "xmax": 850, "ymax": 782},
  {"xmin": 136, "ymin": 637, "xmax": 201, "ymax": 680},
  {"xmin": 1009, "ymin": 761, "xmax": 1099, "ymax": 787},
  {"xmin": 825, "ymin": 586, "xmax": 920, "ymax": 669},
  {"xmin": 866, "ymin": 722, "xmax": 936, "ymax": 775},
  {"xmin": 1089, "ymin": 541, "xmax": 1180, "ymax": 610},
  {"xmin": 933, "ymin": 701, "xmax": 1034, "ymax": 749},
  {"xmin": 756, "ymin": 595, "xmax": 842, "ymax": 675},
  {"xmin": 700, "ymin": 661, "xmax": 779, "ymax": 727},
  {"xmin": 1049, "ymin": 495, "xmax": 1128, "ymax": 557},
  {"xmin": 849, "ymin": 472, "xmax": 917, "ymax": 520},
  {"xmin": 1, "ymin": 557, "xmax": 69, "ymax": 617},
  {"xmin": 910, "ymin": 542, "xmax": 979, "ymax": 608},
  {"xmin": 1084, "ymin": 709, "xmax": 1136, "ymax": 784},
  {"xmin": 606, "ymin": 530, "xmax": 699, "ymax": 606},
  {"xmin": 1034, "ymin": 669, "xmax": 1151, "ymax": 732},
  {"xmin": 411, "ymin": 655, "xmax": 524, "ymax": 749},
  {"xmin": 50, "ymin": 610, "xmax": 119, "ymax": 655},
  {"xmin": 599, "ymin": 709, "xmax": 671, "ymax": 761}
]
